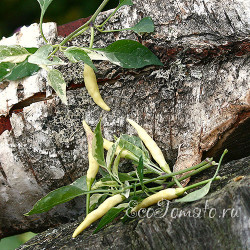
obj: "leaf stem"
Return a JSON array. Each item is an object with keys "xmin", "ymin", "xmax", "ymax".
[
  {"xmin": 89, "ymin": 27, "xmax": 95, "ymax": 49},
  {"xmin": 166, "ymin": 161, "xmax": 216, "ymax": 188},
  {"xmin": 39, "ymin": 16, "xmax": 48, "ymax": 44},
  {"xmin": 59, "ymin": 0, "xmax": 110, "ymax": 46},
  {"xmin": 96, "ymin": 4, "xmax": 120, "ymax": 28},
  {"xmin": 96, "ymin": 27, "xmax": 130, "ymax": 33},
  {"xmin": 86, "ymin": 189, "xmax": 90, "ymax": 215},
  {"xmin": 183, "ymin": 176, "xmax": 221, "ymax": 192},
  {"xmin": 120, "ymin": 161, "xmax": 215, "ymax": 194}
]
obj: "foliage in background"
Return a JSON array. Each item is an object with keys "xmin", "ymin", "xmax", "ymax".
[{"xmin": 0, "ymin": 232, "xmax": 36, "ymax": 250}]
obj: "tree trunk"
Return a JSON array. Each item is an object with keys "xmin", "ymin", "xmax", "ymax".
[{"xmin": 0, "ymin": 0, "xmax": 249, "ymax": 238}]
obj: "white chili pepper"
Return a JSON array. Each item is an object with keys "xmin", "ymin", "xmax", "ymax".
[
  {"xmin": 131, "ymin": 188, "xmax": 185, "ymax": 212},
  {"xmin": 83, "ymin": 64, "xmax": 110, "ymax": 111},
  {"xmin": 127, "ymin": 118, "xmax": 171, "ymax": 173},
  {"xmin": 82, "ymin": 120, "xmax": 99, "ymax": 189},
  {"xmin": 72, "ymin": 194, "xmax": 124, "ymax": 238}
]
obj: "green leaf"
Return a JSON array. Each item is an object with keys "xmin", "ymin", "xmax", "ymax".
[
  {"xmin": 6, "ymin": 59, "xmax": 40, "ymax": 81},
  {"xmin": 92, "ymin": 120, "xmax": 106, "ymax": 167},
  {"xmin": 0, "ymin": 45, "xmax": 30, "ymax": 63},
  {"xmin": 24, "ymin": 176, "xmax": 87, "ymax": 215},
  {"xmin": 129, "ymin": 17, "xmax": 154, "ymax": 34},
  {"xmin": 176, "ymin": 181, "xmax": 212, "ymax": 203},
  {"xmin": 106, "ymin": 139, "xmax": 120, "ymax": 172},
  {"xmin": 99, "ymin": 167, "xmax": 109, "ymax": 177},
  {"xmin": 89, "ymin": 193, "xmax": 105, "ymax": 208},
  {"xmin": 47, "ymin": 69, "xmax": 67, "ymax": 104},
  {"xmin": 100, "ymin": 173, "xmax": 135, "ymax": 182},
  {"xmin": 119, "ymin": 138, "xmax": 149, "ymax": 163},
  {"xmin": 64, "ymin": 47, "xmax": 97, "ymax": 71},
  {"xmin": 137, "ymin": 156, "xmax": 145, "ymax": 190},
  {"xmin": 122, "ymin": 181, "xmax": 130, "ymax": 198},
  {"xmin": 112, "ymin": 149, "xmax": 122, "ymax": 178},
  {"xmin": 0, "ymin": 62, "xmax": 15, "ymax": 81},
  {"xmin": 118, "ymin": 0, "xmax": 133, "ymax": 8},
  {"xmin": 28, "ymin": 45, "xmax": 65, "ymax": 66},
  {"xmin": 120, "ymin": 134, "xmax": 150, "ymax": 159},
  {"xmin": 37, "ymin": 0, "xmax": 54, "ymax": 19},
  {"xmin": 25, "ymin": 47, "xmax": 39, "ymax": 54},
  {"xmin": 93, "ymin": 40, "xmax": 163, "ymax": 68},
  {"xmin": 94, "ymin": 207, "xmax": 126, "ymax": 233}
]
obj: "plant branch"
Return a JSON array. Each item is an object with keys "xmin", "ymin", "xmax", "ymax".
[
  {"xmin": 39, "ymin": 16, "xmax": 48, "ymax": 44},
  {"xmin": 60, "ymin": 0, "xmax": 110, "ymax": 46}
]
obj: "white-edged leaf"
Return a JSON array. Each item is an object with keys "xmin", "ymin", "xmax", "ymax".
[
  {"xmin": 0, "ymin": 45, "xmax": 30, "ymax": 63},
  {"xmin": 106, "ymin": 139, "xmax": 120, "ymax": 172},
  {"xmin": 47, "ymin": 69, "xmax": 67, "ymax": 104},
  {"xmin": 123, "ymin": 181, "xmax": 130, "ymax": 198},
  {"xmin": 176, "ymin": 181, "xmax": 212, "ymax": 203},
  {"xmin": 28, "ymin": 45, "xmax": 66, "ymax": 66},
  {"xmin": 82, "ymin": 48, "xmax": 108, "ymax": 61},
  {"xmin": 92, "ymin": 120, "xmax": 106, "ymax": 168},
  {"xmin": 89, "ymin": 193, "xmax": 104, "ymax": 208},
  {"xmin": 64, "ymin": 47, "xmax": 97, "ymax": 71}
]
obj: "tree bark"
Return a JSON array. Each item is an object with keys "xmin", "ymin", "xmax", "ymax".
[{"xmin": 0, "ymin": 0, "xmax": 249, "ymax": 237}]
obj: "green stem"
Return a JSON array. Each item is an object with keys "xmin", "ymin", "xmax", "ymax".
[
  {"xmin": 89, "ymin": 27, "xmax": 95, "ymax": 49},
  {"xmin": 97, "ymin": 4, "xmax": 120, "ymax": 28},
  {"xmin": 86, "ymin": 189, "xmax": 90, "ymax": 215},
  {"xmin": 150, "ymin": 159, "xmax": 213, "ymax": 184},
  {"xmin": 48, "ymin": 46, "xmax": 59, "ymax": 59},
  {"xmin": 135, "ymin": 176, "xmax": 221, "ymax": 196},
  {"xmin": 166, "ymin": 162, "xmax": 216, "ymax": 188},
  {"xmin": 183, "ymin": 177, "xmax": 220, "ymax": 192},
  {"xmin": 144, "ymin": 162, "xmax": 163, "ymax": 175},
  {"xmin": 83, "ymin": 189, "xmax": 113, "ymax": 195},
  {"xmin": 173, "ymin": 176, "xmax": 183, "ymax": 188},
  {"xmin": 121, "ymin": 161, "xmax": 215, "ymax": 193},
  {"xmin": 128, "ymin": 159, "xmax": 212, "ymax": 177},
  {"xmin": 212, "ymin": 149, "xmax": 228, "ymax": 180},
  {"xmin": 96, "ymin": 28, "xmax": 130, "ymax": 33},
  {"xmin": 83, "ymin": 161, "xmax": 216, "ymax": 196},
  {"xmin": 69, "ymin": 27, "xmax": 89, "ymax": 41},
  {"xmin": 39, "ymin": 16, "xmax": 48, "ymax": 44},
  {"xmin": 60, "ymin": 0, "xmax": 110, "ymax": 46}
]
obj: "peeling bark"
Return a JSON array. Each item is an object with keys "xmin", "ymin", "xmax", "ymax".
[{"xmin": 0, "ymin": 0, "xmax": 249, "ymax": 237}]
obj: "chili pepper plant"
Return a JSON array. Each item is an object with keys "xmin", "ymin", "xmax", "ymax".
[
  {"xmin": 25, "ymin": 119, "xmax": 227, "ymax": 237},
  {"xmin": 0, "ymin": 0, "xmax": 163, "ymax": 109}
]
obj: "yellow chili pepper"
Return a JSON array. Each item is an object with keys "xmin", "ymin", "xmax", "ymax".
[
  {"xmin": 82, "ymin": 120, "xmax": 99, "ymax": 189},
  {"xmin": 83, "ymin": 64, "xmax": 110, "ymax": 111},
  {"xmin": 131, "ymin": 188, "xmax": 185, "ymax": 212},
  {"xmin": 127, "ymin": 118, "xmax": 171, "ymax": 173},
  {"xmin": 82, "ymin": 121, "xmax": 137, "ymax": 161},
  {"xmin": 72, "ymin": 194, "xmax": 124, "ymax": 238}
]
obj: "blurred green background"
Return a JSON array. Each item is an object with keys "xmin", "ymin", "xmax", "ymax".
[
  {"xmin": 0, "ymin": 232, "xmax": 36, "ymax": 250},
  {"xmin": 0, "ymin": 0, "xmax": 117, "ymax": 39}
]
